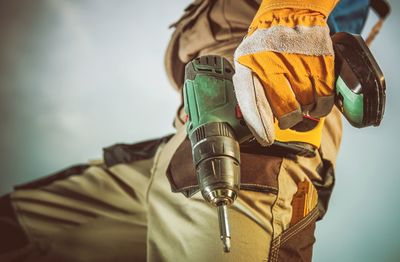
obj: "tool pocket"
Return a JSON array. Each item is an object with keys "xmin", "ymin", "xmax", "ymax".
[
  {"xmin": 269, "ymin": 207, "xmax": 319, "ymax": 262},
  {"xmin": 166, "ymin": 137, "xmax": 282, "ymax": 197}
]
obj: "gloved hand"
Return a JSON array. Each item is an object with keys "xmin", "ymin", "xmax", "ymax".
[{"xmin": 233, "ymin": 0, "xmax": 339, "ymax": 146}]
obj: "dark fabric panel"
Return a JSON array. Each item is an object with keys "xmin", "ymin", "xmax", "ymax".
[
  {"xmin": 103, "ymin": 135, "xmax": 173, "ymax": 167},
  {"xmin": 270, "ymin": 208, "xmax": 319, "ymax": 262},
  {"xmin": 167, "ymin": 137, "xmax": 282, "ymax": 197},
  {"xmin": 0, "ymin": 194, "xmax": 29, "ymax": 254},
  {"xmin": 313, "ymin": 159, "xmax": 335, "ymax": 221},
  {"xmin": 277, "ymin": 219, "xmax": 316, "ymax": 262},
  {"xmin": 14, "ymin": 164, "xmax": 90, "ymax": 190}
]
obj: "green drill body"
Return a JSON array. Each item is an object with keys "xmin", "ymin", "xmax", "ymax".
[{"xmin": 183, "ymin": 56, "xmax": 251, "ymax": 143}]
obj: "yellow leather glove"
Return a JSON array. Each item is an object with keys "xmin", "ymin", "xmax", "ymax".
[{"xmin": 233, "ymin": 0, "xmax": 339, "ymax": 146}]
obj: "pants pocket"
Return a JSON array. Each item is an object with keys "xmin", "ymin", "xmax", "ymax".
[{"xmin": 269, "ymin": 207, "xmax": 319, "ymax": 262}]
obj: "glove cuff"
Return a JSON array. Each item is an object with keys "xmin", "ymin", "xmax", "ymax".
[{"xmin": 259, "ymin": 0, "xmax": 339, "ymax": 18}]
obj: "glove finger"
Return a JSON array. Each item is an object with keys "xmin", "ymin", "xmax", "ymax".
[
  {"xmin": 233, "ymin": 62, "xmax": 275, "ymax": 146},
  {"xmin": 260, "ymin": 73, "xmax": 303, "ymax": 130},
  {"xmin": 288, "ymin": 74, "xmax": 315, "ymax": 114},
  {"xmin": 309, "ymin": 76, "xmax": 335, "ymax": 118}
]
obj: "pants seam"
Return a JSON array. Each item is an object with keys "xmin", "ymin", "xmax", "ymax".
[
  {"xmin": 145, "ymin": 143, "xmax": 166, "ymax": 206},
  {"xmin": 267, "ymin": 156, "xmax": 284, "ymax": 262}
]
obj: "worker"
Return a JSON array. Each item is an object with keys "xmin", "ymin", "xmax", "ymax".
[{"xmin": 0, "ymin": 0, "xmax": 373, "ymax": 261}]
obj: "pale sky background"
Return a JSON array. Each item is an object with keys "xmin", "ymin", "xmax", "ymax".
[{"xmin": 0, "ymin": 1, "xmax": 399, "ymax": 261}]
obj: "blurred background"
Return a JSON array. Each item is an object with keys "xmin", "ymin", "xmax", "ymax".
[{"xmin": 0, "ymin": 1, "xmax": 399, "ymax": 261}]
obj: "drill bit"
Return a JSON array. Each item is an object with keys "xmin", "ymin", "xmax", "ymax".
[{"xmin": 217, "ymin": 204, "xmax": 231, "ymax": 253}]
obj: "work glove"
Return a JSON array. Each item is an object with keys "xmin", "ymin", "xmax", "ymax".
[{"xmin": 233, "ymin": 0, "xmax": 339, "ymax": 146}]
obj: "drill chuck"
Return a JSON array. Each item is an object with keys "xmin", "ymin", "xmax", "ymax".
[
  {"xmin": 190, "ymin": 121, "xmax": 240, "ymax": 252},
  {"xmin": 190, "ymin": 122, "xmax": 240, "ymax": 206}
]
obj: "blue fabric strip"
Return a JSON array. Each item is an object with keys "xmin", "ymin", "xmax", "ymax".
[{"xmin": 328, "ymin": 0, "xmax": 370, "ymax": 34}]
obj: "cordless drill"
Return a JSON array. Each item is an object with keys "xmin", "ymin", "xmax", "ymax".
[
  {"xmin": 183, "ymin": 32, "xmax": 385, "ymax": 252},
  {"xmin": 184, "ymin": 56, "xmax": 248, "ymax": 252}
]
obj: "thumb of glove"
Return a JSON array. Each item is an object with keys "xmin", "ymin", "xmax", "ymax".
[{"xmin": 233, "ymin": 62, "xmax": 275, "ymax": 146}]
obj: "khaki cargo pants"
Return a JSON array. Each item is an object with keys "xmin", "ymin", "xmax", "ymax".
[{"xmin": 0, "ymin": 0, "xmax": 342, "ymax": 261}]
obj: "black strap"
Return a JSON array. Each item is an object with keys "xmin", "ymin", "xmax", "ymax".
[
  {"xmin": 103, "ymin": 135, "xmax": 173, "ymax": 168},
  {"xmin": 14, "ymin": 164, "xmax": 90, "ymax": 190}
]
